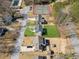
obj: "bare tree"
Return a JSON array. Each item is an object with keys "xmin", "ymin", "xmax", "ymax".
[
  {"xmin": 24, "ymin": 0, "xmax": 33, "ymax": 5},
  {"xmin": 0, "ymin": 0, "xmax": 16, "ymax": 18}
]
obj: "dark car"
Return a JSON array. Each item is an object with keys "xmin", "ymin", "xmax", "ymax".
[
  {"xmin": 39, "ymin": 44, "xmax": 46, "ymax": 51},
  {"xmin": 42, "ymin": 38, "xmax": 50, "ymax": 46},
  {"xmin": 46, "ymin": 40, "xmax": 50, "ymax": 46},
  {"xmin": 0, "ymin": 28, "xmax": 8, "ymax": 37},
  {"xmin": 27, "ymin": 46, "xmax": 33, "ymax": 48},
  {"xmin": 34, "ymin": 0, "xmax": 50, "ymax": 4},
  {"xmin": 41, "ymin": 17, "xmax": 48, "ymax": 24}
]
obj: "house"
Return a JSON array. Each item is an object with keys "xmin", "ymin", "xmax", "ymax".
[{"xmin": 10, "ymin": 0, "xmax": 23, "ymax": 9}]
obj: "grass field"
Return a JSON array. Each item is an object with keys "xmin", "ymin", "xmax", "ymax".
[
  {"xmin": 43, "ymin": 25, "xmax": 60, "ymax": 37},
  {"xmin": 24, "ymin": 27, "xmax": 35, "ymax": 36}
]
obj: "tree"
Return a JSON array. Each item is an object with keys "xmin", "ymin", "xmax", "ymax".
[
  {"xmin": 53, "ymin": 2, "xmax": 65, "ymax": 17},
  {"xmin": 24, "ymin": 0, "xmax": 33, "ymax": 5},
  {"xmin": 0, "ymin": 0, "xmax": 16, "ymax": 18},
  {"xmin": 70, "ymin": 1, "xmax": 79, "ymax": 23},
  {"xmin": 0, "ymin": 0, "xmax": 21, "ymax": 25},
  {"xmin": 68, "ymin": 0, "xmax": 79, "ymax": 4},
  {"xmin": 0, "ymin": 0, "xmax": 10, "ymax": 14}
]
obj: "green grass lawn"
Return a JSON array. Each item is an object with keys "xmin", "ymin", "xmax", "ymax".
[
  {"xmin": 43, "ymin": 25, "xmax": 60, "ymax": 37},
  {"xmin": 24, "ymin": 27, "xmax": 35, "ymax": 36}
]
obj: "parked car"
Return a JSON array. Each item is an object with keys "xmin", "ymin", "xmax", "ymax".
[
  {"xmin": 0, "ymin": 28, "xmax": 8, "ymax": 36},
  {"xmin": 27, "ymin": 46, "xmax": 33, "ymax": 48},
  {"xmin": 41, "ymin": 17, "xmax": 48, "ymax": 24},
  {"xmin": 46, "ymin": 40, "xmax": 50, "ymax": 46}
]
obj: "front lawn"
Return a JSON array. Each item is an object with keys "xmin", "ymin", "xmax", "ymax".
[
  {"xmin": 24, "ymin": 27, "xmax": 35, "ymax": 36},
  {"xmin": 43, "ymin": 25, "xmax": 60, "ymax": 37}
]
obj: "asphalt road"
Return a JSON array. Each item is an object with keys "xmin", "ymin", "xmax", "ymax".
[{"xmin": 11, "ymin": 6, "xmax": 30, "ymax": 59}]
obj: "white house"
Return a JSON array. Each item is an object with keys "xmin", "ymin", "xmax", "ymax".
[{"xmin": 11, "ymin": 0, "xmax": 22, "ymax": 9}]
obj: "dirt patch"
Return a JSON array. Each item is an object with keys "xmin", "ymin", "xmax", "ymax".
[{"xmin": 46, "ymin": 38, "xmax": 72, "ymax": 54}]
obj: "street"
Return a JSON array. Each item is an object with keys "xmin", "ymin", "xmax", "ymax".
[{"xmin": 11, "ymin": 6, "xmax": 30, "ymax": 59}]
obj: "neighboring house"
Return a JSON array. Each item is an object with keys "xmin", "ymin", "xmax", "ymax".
[{"xmin": 10, "ymin": 0, "xmax": 23, "ymax": 9}]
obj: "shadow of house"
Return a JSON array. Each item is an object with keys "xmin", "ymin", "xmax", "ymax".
[
  {"xmin": 3, "ymin": 15, "xmax": 13, "ymax": 25},
  {"xmin": 34, "ymin": 0, "xmax": 56, "ymax": 4},
  {"xmin": 42, "ymin": 28, "xmax": 47, "ymax": 35}
]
